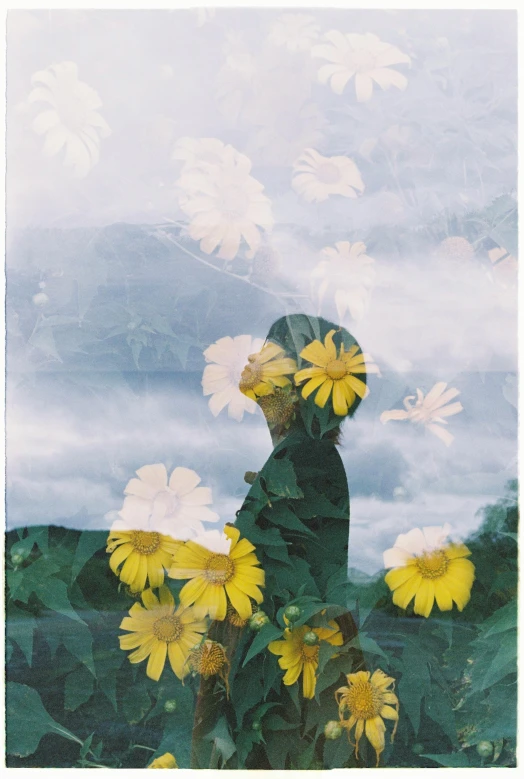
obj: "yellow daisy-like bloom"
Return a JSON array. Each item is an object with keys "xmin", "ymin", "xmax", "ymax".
[
  {"xmin": 383, "ymin": 524, "xmax": 475, "ymax": 618},
  {"xmin": 107, "ymin": 529, "xmax": 182, "ymax": 593},
  {"xmin": 294, "ymin": 329, "xmax": 370, "ymax": 416},
  {"xmin": 168, "ymin": 525, "xmax": 265, "ymax": 621},
  {"xmin": 119, "ymin": 586, "xmax": 207, "ymax": 681},
  {"xmin": 147, "ymin": 752, "xmax": 178, "ymax": 769},
  {"xmin": 188, "ymin": 639, "xmax": 231, "ymax": 697},
  {"xmin": 268, "ymin": 621, "xmax": 343, "ymax": 699},
  {"xmin": 239, "ymin": 342, "xmax": 297, "ymax": 401},
  {"xmin": 336, "ymin": 669, "xmax": 399, "ymax": 767}
]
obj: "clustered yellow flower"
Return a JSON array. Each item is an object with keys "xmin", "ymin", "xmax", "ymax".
[{"xmin": 238, "ymin": 329, "xmax": 375, "ymax": 418}]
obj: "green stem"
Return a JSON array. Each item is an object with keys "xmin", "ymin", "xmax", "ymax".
[{"xmin": 131, "ymin": 744, "xmax": 156, "ymax": 752}]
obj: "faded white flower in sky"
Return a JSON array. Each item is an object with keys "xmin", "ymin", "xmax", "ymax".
[
  {"xmin": 178, "ymin": 146, "xmax": 273, "ymax": 260},
  {"xmin": 29, "ymin": 61, "xmax": 111, "ymax": 177},
  {"xmin": 292, "ymin": 148, "xmax": 364, "ymax": 203},
  {"xmin": 312, "ymin": 31, "xmax": 411, "ymax": 102},
  {"xmin": 268, "ymin": 14, "xmax": 320, "ymax": 53},
  {"xmin": 202, "ymin": 334, "xmax": 265, "ymax": 421},
  {"xmin": 380, "ymin": 382, "xmax": 464, "ymax": 447},
  {"xmin": 312, "ymin": 241, "xmax": 377, "ymax": 323},
  {"xmin": 115, "ymin": 463, "xmax": 219, "ymax": 540}
]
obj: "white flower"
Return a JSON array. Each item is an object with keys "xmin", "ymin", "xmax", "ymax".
[
  {"xmin": 116, "ymin": 464, "xmax": 219, "ymax": 540},
  {"xmin": 312, "ymin": 31, "xmax": 411, "ymax": 102},
  {"xmin": 292, "ymin": 148, "xmax": 364, "ymax": 203},
  {"xmin": 312, "ymin": 241, "xmax": 377, "ymax": 323},
  {"xmin": 172, "ymin": 137, "xmax": 235, "ymax": 174},
  {"xmin": 28, "ymin": 61, "xmax": 111, "ymax": 177},
  {"xmin": 191, "ymin": 529, "xmax": 232, "ymax": 555},
  {"xmin": 383, "ymin": 524, "xmax": 453, "ymax": 569},
  {"xmin": 202, "ymin": 334, "xmax": 264, "ymax": 421},
  {"xmin": 178, "ymin": 147, "xmax": 273, "ymax": 260},
  {"xmin": 380, "ymin": 382, "xmax": 463, "ymax": 447},
  {"xmin": 268, "ymin": 14, "xmax": 320, "ymax": 53}
]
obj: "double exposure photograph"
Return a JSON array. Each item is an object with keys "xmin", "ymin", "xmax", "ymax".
[{"xmin": 4, "ymin": 4, "xmax": 518, "ymax": 770}]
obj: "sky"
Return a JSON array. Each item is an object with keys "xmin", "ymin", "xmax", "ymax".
[{"xmin": 5, "ymin": 8, "xmax": 517, "ymax": 574}]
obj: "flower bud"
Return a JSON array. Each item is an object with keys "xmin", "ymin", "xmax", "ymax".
[
  {"xmin": 284, "ymin": 605, "xmax": 301, "ymax": 623},
  {"xmin": 324, "ymin": 720, "xmax": 343, "ymax": 740},
  {"xmin": 412, "ymin": 743, "xmax": 425, "ymax": 755},
  {"xmin": 10, "ymin": 552, "xmax": 25, "ymax": 566},
  {"xmin": 252, "ymin": 721, "xmax": 262, "ymax": 731},
  {"xmin": 249, "ymin": 611, "xmax": 269, "ymax": 631},
  {"xmin": 163, "ymin": 699, "xmax": 177, "ymax": 713},
  {"xmin": 476, "ymin": 741, "xmax": 493, "ymax": 758},
  {"xmin": 303, "ymin": 630, "xmax": 319, "ymax": 646}
]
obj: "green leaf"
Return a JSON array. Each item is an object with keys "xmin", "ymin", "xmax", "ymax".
[
  {"xmin": 350, "ymin": 632, "xmax": 389, "ymax": 663},
  {"xmin": 422, "ymin": 752, "xmax": 469, "ymax": 767},
  {"xmin": 71, "ymin": 531, "xmax": 108, "ymax": 582},
  {"xmin": 8, "ymin": 557, "xmax": 61, "ymax": 603},
  {"xmin": 203, "ymin": 716, "xmax": 236, "ymax": 766},
  {"xmin": 7, "ymin": 605, "xmax": 37, "ymax": 667},
  {"xmin": 264, "ymin": 503, "xmax": 314, "ymax": 536},
  {"xmin": 123, "ymin": 679, "xmax": 151, "ymax": 724},
  {"xmin": 37, "ymin": 577, "xmax": 85, "ymax": 623},
  {"xmin": 264, "ymin": 713, "xmax": 299, "ymax": 731},
  {"xmin": 396, "ymin": 638, "xmax": 430, "ymax": 736},
  {"xmin": 424, "ymin": 683, "xmax": 457, "ymax": 745},
  {"xmin": 64, "ymin": 665, "xmax": 95, "ymax": 711},
  {"xmin": 481, "ymin": 600, "xmax": 516, "ymax": 638},
  {"xmin": 243, "ymin": 623, "xmax": 283, "ymax": 666},
  {"xmin": 6, "ymin": 682, "xmax": 80, "ymax": 757},
  {"xmin": 262, "ymin": 457, "xmax": 304, "ymax": 499},
  {"xmin": 481, "ymin": 639, "xmax": 517, "ymax": 689}
]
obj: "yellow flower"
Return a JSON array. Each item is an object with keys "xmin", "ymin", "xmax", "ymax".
[
  {"xmin": 119, "ymin": 586, "xmax": 207, "ymax": 681},
  {"xmin": 107, "ymin": 529, "xmax": 182, "ymax": 593},
  {"xmin": 268, "ymin": 621, "xmax": 343, "ymax": 699},
  {"xmin": 168, "ymin": 525, "xmax": 265, "ymax": 621},
  {"xmin": 336, "ymin": 669, "xmax": 399, "ymax": 766},
  {"xmin": 239, "ymin": 342, "xmax": 297, "ymax": 401},
  {"xmin": 148, "ymin": 752, "xmax": 178, "ymax": 769},
  {"xmin": 294, "ymin": 329, "xmax": 370, "ymax": 416},
  {"xmin": 188, "ymin": 639, "xmax": 231, "ymax": 696},
  {"xmin": 488, "ymin": 245, "xmax": 517, "ymax": 288},
  {"xmin": 383, "ymin": 524, "xmax": 475, "ymax": 618}
]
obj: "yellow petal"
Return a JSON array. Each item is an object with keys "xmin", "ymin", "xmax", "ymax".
[
  {"xmin": 354, "ymin": 718, "xmax": 364, "ymax": 758},
  {"xmin": 225, "ymin": 580, "xmax": 253, "ymax": 617},
  {"xmin": 332, "ymin": 379, "xmax": 349, "ymax": 416},
  {"xmin": 147, "ymin": 640, "xmax": 167, "ymax": 681},
  {"xmin": 414, "ymin": 578, "xmax": 435, "ymax": 618},
  {"xmin": 229, "ymin": 536, "xmax": 255, "ymax": 559},
  {"xmin": 347, "ymin": 670, "xmax": 370, "ymax": 685},
  {"xmin": 344, "ymin": 373, "xmax": 368, "ymax": 399},
  {"xmin": 128, "ymin": 636, "xmax": 156, "ymax": 664},
  {"xmin": 141, "ymin": 588, "xmax": 160, "ymax": 610},
  {"xmin": 301, "ymin": 374, "xmax": 328, "ymax": 400},
  {"xmin": 434, "ymin": 580, "xmax": 453, "ymax": 611},
  {"xmin": 168, "ymin": 640, "xmax": 189, "ymax": 679},
  {"xmin": 302, "ymin": 661, "xmax": 317, "ymax": 699},
  {"xmin": 293, "ymin": 366, "xmax": 326, "ymax": 384},
  {"xmin": 109, "ymin": 543, "xmax": 133, "ymax": 574},
  {"xmin": 365, "ymin": 717, "xmax": 386, "ymax": 765},
  {"xmin": 380, "ymin": 704, "xmax": 398, "ymax": 721},
  {"xmin": 120, "ymin": 551, "xmax": 141, "ymax": 586},
  {"xmin": 299, "ymin": 339, "xmax": 330, "ymax": 368},
  {"xmin": 391, "ymin": 572, "xmax": 423, "ymax": 610},
  {"xmin": 282, "ymin": 659, "xmax": 302, "ymax": 686},
  {"xmin": 119, "ymin": 632, "xmax": 149, "ymax": 650},
  {"xmin": 323, "ymin": 330, "xmax": 338, "ymax": 361},
  {"xmin": 385, "ymin": 566, "xmax": 417, "ymax": 591},
  {"xmin": 314, "ymin": 378, "xmax": 334, "ymax": 408},
  {"xmin": 178, "ymin": 576, "xmax": 209, "ymax": 607},
  {"xmin": 445, "ymin": 542, "xmax": 472, "ymax": 560},
  {"xmin": 158, "ymin": 585, "xmax": 175, "ymax": 607}
]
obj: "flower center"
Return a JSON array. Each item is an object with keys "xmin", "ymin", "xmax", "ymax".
[
  {"xmin": 348, "ymin": 50, "xmax": 377, "ymax": 73},
  {"xmin": 300, "ymin": 644, "xmax": 319, "ymax": 664},
  {"xmin": 258, "ymin": 391, "xmax": 295, "ymax": 425},
  {"xmin": 415, "ymin": 550, "xmax": 449, "ymax": 579},
  {"xmin": 153, "ymin": 614, "xmax": 183, "ymax": 643},
  {"xmin": 326, "ymin": 359, "xmax": 347, "ymax": 380},
  {"xmin": 193, "ymin": 641, "xmax": 227, "ymax": 675},
  {"xmin": 316, "ymin": 162, "xmax": 342, "ymax": 184},
  {"xmin": 345, "ymin": 681, "xmax": 383, "ymax": 719},
  {"xmin": 130, "ymin": 530, "xmax": 161, "ymax": 555},
  {"xmin": 204, "ymin": 553, "xmax": 234, "ymax": 585},
  {"xmin": 239, "ymin": 357, "xmax": 263, "ymax": 392},
  {"xmin": 219, "ymin": 185, "xmax": 248, "ymax": 219}
]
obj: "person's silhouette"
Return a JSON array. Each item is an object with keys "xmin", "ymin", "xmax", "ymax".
[{"xmin": 191, "ymin": 315, "xmax": 368, "ymax": 769}]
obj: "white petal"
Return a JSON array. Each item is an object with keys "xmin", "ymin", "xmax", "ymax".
[
  {"xmin": 135, "ymin": 463, "xmax": 168, "ymax": 489},
  {"xmin": 391, "ymin": 527, "xmax": 426, "ymax": 555},
  {"xmin": 180, "ymin": 486, "xmax": 213, "ymax": 506},
  {"xmin": 383, "ymin": 547, "xmax": 412, "ymax": 569},
  {"xmin": 192, "ymin": 530, "xmax": 231, "ymax": 555},
  {"xmin": 168, "ymin": 466, "xmax": 201, "ymax": 496},
  {"xmin": 422, "ymin": 524, "xmax": 451, "ymax": 550}
]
